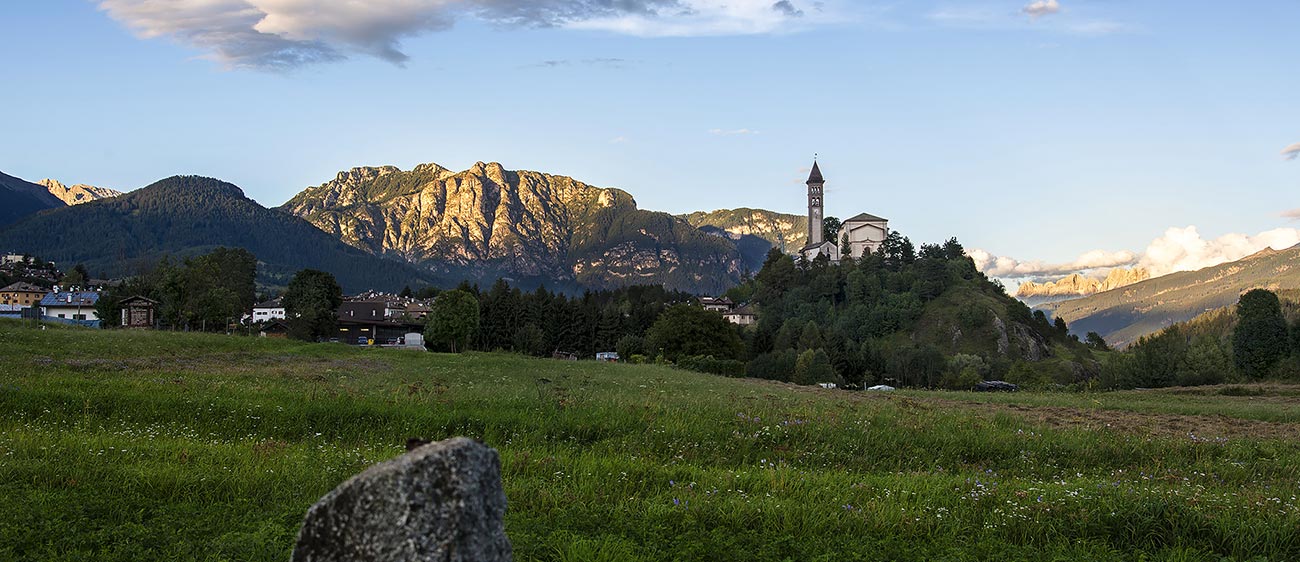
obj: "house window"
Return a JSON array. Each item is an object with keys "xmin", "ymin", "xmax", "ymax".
[
  {"xmin": 74, "ymin": 314, "xmax": 86, "ymax": 320},
  {"xmin": 58, "ymin": 314, "xmax": 65, "ymax": 318}
]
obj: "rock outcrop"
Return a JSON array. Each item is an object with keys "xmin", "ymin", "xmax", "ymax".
[
  {"xmin": 680, "ymin": 208, "xmax": 808, "ymax": 251},
  {"xmin": 37, "ymin": 179, "xmax": 121, "ymax": 205},
  {"xmin": 1016, "ymin": 268, "xmax": 1150, "ymax": 298},
  {"xmin": 280, "ymin": 161, "xmax": 750, "ymax": 294},
  {"xmin": 292, "ymin": 437, "xmax": 512, "ymax": 562}
]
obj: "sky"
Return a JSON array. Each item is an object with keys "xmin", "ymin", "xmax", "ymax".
[{"xmin": 2, "ymin": 0, "xmax": 1298, "ymax": 285}]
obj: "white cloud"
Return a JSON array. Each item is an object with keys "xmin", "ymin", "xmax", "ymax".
[
  {"xmin": 98, "ymin": 0, "xmax": 830, "ymax": 69},
  {"xmin": 966, "ymin": 248, "xmax": 1136, "ymax": 278},
  {"xmin": 1139, "ymin": 226, "xmax": 1300, "ymax": 277},
  {"xmin": 1284, "ymin": 209, "xmax": 1300, "ymax": 221},
  {"xmin": 1283, "ymin": 142, "xmax": 1300, "ymax": 160},
  {"xmin": 709, "ymin": 128, "xmax": 760, "ymax": 136},
  {"xmin": 609, "ymin": 136, "xmax": 628, "ymax": 144},
  {"xmin": 1022, "ymin": 0, "xmax": 1060, "ymax": 18},
  {"xmin": 972, "ymin": 226, "xmax": 1300, "ymax": 284}
]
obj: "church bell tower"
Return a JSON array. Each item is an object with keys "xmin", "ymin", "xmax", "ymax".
[{"xmin": 806, "ymin": 159, "xmax": 824, "ymax": 246}]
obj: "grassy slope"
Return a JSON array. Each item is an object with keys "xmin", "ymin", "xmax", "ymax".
[{"xmin": 2, "ymin": 321, "xmax": 1299, "ymax": 561}]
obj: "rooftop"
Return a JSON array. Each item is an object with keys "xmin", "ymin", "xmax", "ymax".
[{"xmin": 40, "ymin": 291, "xmax": 100, "ymax": 307}]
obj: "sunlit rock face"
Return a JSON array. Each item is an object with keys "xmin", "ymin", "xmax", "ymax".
[
  {"xmin": 38, "ymin": 179, "xmax": 122, "ymax": 205},
  {"xmin": 281, "ymin": 161, "xmax": 747, "ymax": 293}
]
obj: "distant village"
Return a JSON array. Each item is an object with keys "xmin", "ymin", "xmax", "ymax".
[{"xmin": 0, "ymin": 251, "xmax": 758, "ymax": 355}]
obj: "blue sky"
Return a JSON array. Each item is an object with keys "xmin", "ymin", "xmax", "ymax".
[{"xmin": 2, "ymin": 0, "xmax": 1298, "ymax": 282}]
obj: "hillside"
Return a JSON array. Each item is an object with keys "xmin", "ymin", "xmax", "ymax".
[
  {"xmin": 1042, "ymin": 245, "xmax": 1300, "ymax": 347},
  {"xmin": 681, "ymin": 207, "xmax": 808, "ymax": 252},
  {"xmin": 0, "ymin": 171, "xmax": 63, "ymax": 228},
  {"xmin": 0, "ymin": 175, "xmax": 437, "ymax": 292},
  {"xmin": 280, "ymin": 162, "xmax": 753, "ymax": 294}
]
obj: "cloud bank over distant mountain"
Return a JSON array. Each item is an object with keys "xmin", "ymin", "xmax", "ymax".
[
  {"xmin": 98, "ymin": 0, "xmax": 833, "ymax": 70},
  {"xmin": 971, "ymin": 226, "xmax": 1300, "ymax": 282}
]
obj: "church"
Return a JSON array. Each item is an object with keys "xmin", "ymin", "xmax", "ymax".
[{"xmin": 798, "ymin": 160, "xmax": 889, "ymax": 262}]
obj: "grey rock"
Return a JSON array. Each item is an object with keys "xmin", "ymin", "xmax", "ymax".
[{"xmin": 291, "ymin": 437, "xmax": 512, "ymax": 562}]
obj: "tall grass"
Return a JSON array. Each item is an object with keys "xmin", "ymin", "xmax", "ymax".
[{"xmin": 1, "ymin": 320, "xmax": 1297, "ymax": 561}]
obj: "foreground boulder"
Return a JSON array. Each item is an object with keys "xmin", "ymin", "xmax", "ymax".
[{"xmin": 291, "ymin": 437, "xmax": 512, "ymax": 562}]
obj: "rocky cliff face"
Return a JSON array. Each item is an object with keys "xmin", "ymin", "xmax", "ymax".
[
  {"xmin": 681, "ymin": 208, "xmax": 808, "ymax": 251},
  {"xmin": 37, "ymin": 179, "xmax": 122, "ymax": 205},
  {"xmin": 1017, "ymin": 268, "xmax": 1150, "ymax": 298},
  {"xmin": 281, "ymin": 161, "xmax": 746, "ymax": 293}
]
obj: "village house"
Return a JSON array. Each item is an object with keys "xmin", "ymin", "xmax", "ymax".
[
  {"xmin": 40, "ymin": 291, "xmax": 101, "ymax": 324},
  {"xmin": 251, "ymin": 298, "xmax": 286, "ymax": 322},
  {"xmin": 118, "ymin": 296, "xmax": 158, "ymax": 329},
  {"xmin": 1, "ymin": 282, "xmax": 47, "ymax": 308},
  {"xmin": 723, "ymin": 304, "xmax": 757, "ymax": 326},
  {"xmin": 699, "ymin": 296, "xmax": 734, "ymax": 312},
  {"xmin": 335, "ymin": 301, "xmax": 423, "ymax": 345}
]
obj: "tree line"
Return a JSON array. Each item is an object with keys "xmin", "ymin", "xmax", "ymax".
[{"xmin": 1103, "ymin": 288, "xmax": 1300, "ymax": 388}]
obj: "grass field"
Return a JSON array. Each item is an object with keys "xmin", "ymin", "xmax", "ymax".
[{"xmin": 2, "ymin": 320, "xmax": 1298, "ymax": 561}]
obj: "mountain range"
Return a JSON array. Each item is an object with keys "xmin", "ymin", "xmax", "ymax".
[
  {"xmin": 278, "ymin": 161, "xmax": 772, "ymax": 294},
  {"xmin": 1016, "ymin": 268, "xmax": 1150, "ymax": 307},
  {"xmin": 0, "ymin": 163, "xmax": 797, "ymax": 294},
  {"xmin": 37, "ymin": 179, "xmax": 122, "ymax": 206},
  {"xmin": 0, "ymin": 171, "xmax": 64, "ymax": 228},
  {"xmin": 0, "ymin": 175, "xmax": 440, "ymax": 292},
  {"xmin": 1041, "ymin": 245, "xmax": 1300, "ymax": 347}
]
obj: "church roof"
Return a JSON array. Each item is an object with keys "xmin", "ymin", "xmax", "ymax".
[
  {"xmin": 806, "ymin": 161, "xmax": 823, "ymax": 184},
  {"xmin": 800, "ymin": 240, "xmax": 836, "ymax": 251},
  {"xmin": 843, "ymin": 212, "xmax": 889, "ymax": 223}
]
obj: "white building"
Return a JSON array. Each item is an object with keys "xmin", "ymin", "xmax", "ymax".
[
  {"xmin": 251, "ymin": 298, "xmax": 286, "ymax": 322},
  {"xmin": 797, "ymin": 160, "xmax": 889, "ymax": 262},
  {"xmin": 724, "ymin": 305, "xmax": 757, "ymax": 326},
  {"xmin": 40, "ymin": 291, "xmax": 100, "ymax": 321},
  {"xmin": 841, "ymin": 212, "xmax": 890, "ymax": 258}
]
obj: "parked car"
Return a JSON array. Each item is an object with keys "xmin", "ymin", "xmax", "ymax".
[{"xmin": 973, "ymin": 380, "xmax": 1019, "ymax": 392}]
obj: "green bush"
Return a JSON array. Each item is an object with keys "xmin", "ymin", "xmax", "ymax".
[{"xmin": 676, "ymin": 355, "xmax": 745, "ymax": 377}]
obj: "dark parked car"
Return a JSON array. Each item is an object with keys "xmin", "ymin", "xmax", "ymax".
[{"xmin": 974, "ymin": 380, "xmax": 1019, "ymax": 392}]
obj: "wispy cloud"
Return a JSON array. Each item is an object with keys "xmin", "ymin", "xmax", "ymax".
[
  {"xmin": 1283, "ymin": 142, "xmax": 1300, "ymax": 160},
  {"xmin": 971, "ymin": 226, "xmax": 1300, "ymax": 281},
  {"xmin": 1022, "ymin": 0, "xmax": 1061, "ymax": 18},
  {"xmin": 709, "ymin": 128, "xmax": 760, "ymax": 136},
  {"xmin": 1283, "ymin": 209, "xmax": 1300, "ymax": 221},
  {"xmin": 98, "ymin": 0, "xmax": 833, "ymax": 70},
  {"xmin": 528, "ymin": 58, "xmax": 633, "ymax": 69},
  {"xmin": 609, "ymin": 136, "xmax": 629, "ymax": 144}
]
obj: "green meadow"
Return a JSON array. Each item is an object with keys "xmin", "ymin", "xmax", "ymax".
[{"xmin": 1, "ymin": 320, "xmax": 1298, "ymax": 561}]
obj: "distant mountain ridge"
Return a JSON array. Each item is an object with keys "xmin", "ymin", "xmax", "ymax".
[
  {"xmin": 279, "ymin": 161, "xmax": 760, "ymax": 294},
  {"xmin": 1017, "ymin": 268, "xmax": 1150, "ymax": 299},
  {"xmin": 0, "ymin": 171, "xmax": 63, "ymax": 227},
  {"xmin": 37, "ymin": 179, "xmax": 122, "ymax": 205},
  {"xmin": 680, "ymin": 208, "xmax": 809, "ymax": 252},
  {"xmin": 1042, "ymin": 245, "xmax": 1300, "ymax": 347},
  {"xmin": 0, "ymin": 175, "xmax": 438, "ymax": 292}
]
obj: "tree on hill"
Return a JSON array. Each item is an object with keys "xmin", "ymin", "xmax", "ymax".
[
  {"xmin": 1233, "ymin": 289, "xmax": 1290, "ymax": 378},
  {"xmin": 62, "ymin": 263, "xmax": 89, "ymax": 286},
  {"xmin": 426, "ymin": 289, "xmax": 480, "ymax": 353},
  {"xmin": 646, "ymin": 304, "xmax": 743, "ymax": 362},
  {"xmin": 823, "ymin": 216, "xmax": 841, "ymax": 244},
  {"xmin": 283, "ymin": 269, "xmax": 342, "ymax": 341},
  {"xmin": 793, "ymin": 348, "xmax": 838, "ymax": 386},
  {"xmin": 1084, "ymin": 332, "xmax": 1111, "ymax": 351}
]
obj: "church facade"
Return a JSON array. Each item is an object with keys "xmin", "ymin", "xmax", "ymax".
[{"xmin": 798, "ymin": 160, "xmax": 889, "ymax": 262}]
